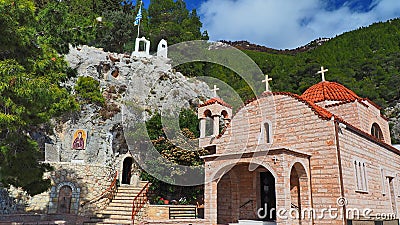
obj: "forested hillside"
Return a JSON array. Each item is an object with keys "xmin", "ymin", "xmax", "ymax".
[
  {"xmin": 180, "ymin": 19, "xmax": 400, "ymax": 109},
  {"xmin": 176, "ymin": 18, "xmax": 400, "ymax": 143}
]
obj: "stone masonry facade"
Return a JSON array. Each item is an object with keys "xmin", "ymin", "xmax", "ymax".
[{"xmin": 200, "ymin": 80, "xmax": 400, "ymax": 225}]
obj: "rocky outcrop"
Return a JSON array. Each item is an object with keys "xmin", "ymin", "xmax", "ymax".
[
  {"xmin": 0, "ymin": 186, "xmax": 18, "ymax": 214},
  {"xmin": 46, "ymin": 45, "xmax": 213, "ymax": 164},
  {"xmin": 386, "ymin": 102, "xmax": 400, "ymax": 144}
]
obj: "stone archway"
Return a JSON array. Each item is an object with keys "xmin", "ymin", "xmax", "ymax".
[
  {"xmin": 48, "ymin": 181, "xmax": 81, "ymax": 214},
  {"xmin": 290, "ymin": 162, "xmax": 310, "ymax": 224},
  {"xmin": 122, "ymin": 157, "xmax": 133, "ymax": 185},
  {"xmin": 215, "ymin": 163, "xmax": 277, "ymax": 224},
  {"xmin": 57, "ymin": 185, "xmax": 72, "ymax": 213}
]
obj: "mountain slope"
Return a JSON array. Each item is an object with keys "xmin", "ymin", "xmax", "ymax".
[{"xmin": 177, "ymin": 18, "xmax": 400, "ymax": 143}]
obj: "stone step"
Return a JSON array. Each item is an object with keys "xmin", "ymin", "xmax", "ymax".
[
  {"xmin": 99, "ymin": 218, "xmax": 132, "ymax": 224},
  {"xmin": 103, "ymin": 217, "xmax": 132, "ymax": 224},
  {"xmin": 117, "ymin": 188, "xmax": 143, "ymax": 192},
  {"xmin": 114, "ymin": 192, "xmax": 141, "ymax": 197},
  {"xmin": 101, "ymin": 210, "xmax": 132, "ymax": 216},
  {"xmin": 110, "ymin": 199, "xmax": 134, "ymax": 204},
  {"xmin": 108, "ymin": 202, "xmax": 133, "ymax": 207},
  {"xmin": 116, "ymin": 190, "xmax": 140, "ymax": 195},
  {"xmin": 113, "ymin": 196, "xmax": 135, "ymax": 200},
  {"xmin": 109, "ymin": 214, "xmax": 132, "ymax": 220},
  {"xmin": 115, "ymin": 192, "xmax": 141, "ymax": 196},
  {"xmin": 104, "ymin": 205, "xmax": 133, "ymax": 211},
  {"xmin": 118, "ymin": 185, "xmax": 143, "ymax": 189}
]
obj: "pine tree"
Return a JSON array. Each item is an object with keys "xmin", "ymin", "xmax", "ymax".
[{"xmin": 0, "ymin": 0, "xmax": 78, "ymax": 195}]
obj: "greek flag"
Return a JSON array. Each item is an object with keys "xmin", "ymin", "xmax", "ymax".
[{"xmin": 134, "ymin": 4, "xmax": 142, "ymax": 26}]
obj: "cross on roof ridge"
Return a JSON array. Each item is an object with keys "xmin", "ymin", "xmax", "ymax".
[
  {"xmin": 317, "ymin": 66, "xmax": 329, "ymax": 82},
  {"xmin": 262, "ymin": 74, "xmax": 272, "ymax": 92},
  {"xmin": 212, "ymin": 85, "xmax": 220, "ymax": 98}
]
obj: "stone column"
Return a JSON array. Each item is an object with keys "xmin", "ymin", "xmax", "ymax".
[
  {"xmin": 213, "ymin": 115, "xmax": 220, "ymax": 136},
  {"xmin": 200, "ymin": 118, "xmax": 206, "ymax": 138},
  {"xmin": 205, "ymin": 179, "xmax": 218, "ymax": 224}
]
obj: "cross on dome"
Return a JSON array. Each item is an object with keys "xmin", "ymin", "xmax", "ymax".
[
  {"xmin": 317, "ymin": 66, "xmax": 329, "ymax": 82},
  {"xmin": 212, "ymin": 85, "xmax": 220, "ymax": 98},
  {"xmin": 262, "ymin": 74, "xmax": 272, "ymax": 92}
]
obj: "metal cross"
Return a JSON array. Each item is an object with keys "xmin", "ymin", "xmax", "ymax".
[
  {"xmin": 262, "ymin": 75, "xmax": 272, "ymax": 92},
  {"xmin": 212, "ymin": 85, "xmax": 219, "ymax": 98},
  {"xmin": 317, "ymin": 66, "xmax": 329, "ymax": 82}
]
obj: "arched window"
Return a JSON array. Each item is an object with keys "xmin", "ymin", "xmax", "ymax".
[
  {"xmin": 264, "ymin": 122, "xmax": 271, "ymax": 143},
  {"xmin": 204, "ymin": 110, "xmax": 213, "ymax": 136},
  {"xmin": 371, "ymin": 123, "xmax": 384, "ymax": 141},
  {"xmin": 219, "ymin": 110, "xmax": 230, "ymax": 133},
  {"xmin": 258, "ymin": 122, "xmax": 272, "ymax": 144}
]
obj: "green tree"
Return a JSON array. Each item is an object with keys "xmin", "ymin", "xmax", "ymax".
[
  {"xmin": 142, "ymin": 110, "xmax": 207, "ymax": 204},
  {"xmin": 94, "ymin": 9, "xmax": 136, "ymax": 53},
  {"xmin": 148, "ymin": 0, "xmax": 208, "ymax": 51},
  {"xmin": 0, "ymin": 0, "xmax": 78, "ymax": 195}
]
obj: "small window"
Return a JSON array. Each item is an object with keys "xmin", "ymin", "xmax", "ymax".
[
  {"xmin": 258, "ymin": 122, "xmax": 272, "ymax": 144},
  {"xmin": 381, "ymin": 168, "xmax": 386, "ymax": 195},
  {"xmin": 264, "ymin": 123, "xmax": 270, "ymax": 143},
  {"xmin": 204, "ymin": 110, "xmax": 213, "ymax": 136},
  {"xmin": 371, "ymin": 123, "xmax": 384, "ymax": 141},
  {"xmin": 354, "ymin": 160, "xmax": 368, "ymax": 192},
  {"xmin": 204, "ymin": 145, "xmax": 216, "ymax": 155},
  {"xmin": 397, "ymin": 174, "xmax": 400, "ymax": 197}
]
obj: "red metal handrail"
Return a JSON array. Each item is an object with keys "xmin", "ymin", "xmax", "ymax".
[
  {"xmin": 131, "ymin": 182, "xmax": 151, "ymax": 224},
  {"xmin": 81, "ymin": 171, "xmax": 118, "ymax": 207}
]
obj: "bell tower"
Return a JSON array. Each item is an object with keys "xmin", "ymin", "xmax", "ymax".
[{"xmin": 198, "ymin": 85, "xmax": 232, "ymax": 148}]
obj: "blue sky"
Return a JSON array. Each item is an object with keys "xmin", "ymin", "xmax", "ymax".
[{"xmin": 141, "ymin": 0, "xmax": 400, "ymax": 49}]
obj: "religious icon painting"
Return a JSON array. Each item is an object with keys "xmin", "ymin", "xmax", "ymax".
[{"xmin": 72, "ymin": 129, "xmax": 87, "ymax": 150}]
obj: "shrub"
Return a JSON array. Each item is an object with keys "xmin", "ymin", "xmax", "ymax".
[{"xmin": 75, "ymin": 76, "xmax": 105, "ymax": 106}]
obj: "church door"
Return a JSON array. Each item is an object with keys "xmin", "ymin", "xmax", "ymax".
[
  {"xmin": 260, "ymin": 171, "xmax": 276, "ymax": 221},
  {"xmin": 122, "ymin": 157, "xmax": 133, "ymax": 184},
  {"xmin": 57, "ymin": 186, "xmax": 72, "ymax": 214}
]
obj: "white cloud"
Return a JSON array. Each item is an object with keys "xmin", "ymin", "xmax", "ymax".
[{"xmin": 199, "ymin": 0, "xmax": 400, "ymax": 49}]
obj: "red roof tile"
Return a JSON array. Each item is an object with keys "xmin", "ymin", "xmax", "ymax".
[
  {"xmin": 198, "ymin": 97, "xmax": 232, "ymax": 108},
  {"xmin": 301, "ymin": 81, "xmax": 360, "ymax": 103}
]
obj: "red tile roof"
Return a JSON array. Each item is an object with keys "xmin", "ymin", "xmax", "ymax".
[
  {"xmin": 198, "ymin": 97, "xmax": 232, "ymax": 108},
  {"xmin": 301, "ymin": 81, "xmax": 360, "ymax": 103},
  {"xmin": 213, "ymin": 83, "xmax": 394, "ymax": 154}
]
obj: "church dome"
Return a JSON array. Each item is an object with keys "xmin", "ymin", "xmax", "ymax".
[{"xmin": 301, "ymin": 81, "xmax": 360, "ymax": 103}]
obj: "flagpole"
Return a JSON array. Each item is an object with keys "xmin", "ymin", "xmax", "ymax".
[
  {"xmin": 136, "ymin": 0, "xmax": 142, "ymax": 39},
  {"xmin": 137, "ymin": 18, "xmax": 140, "ymax": 38}
]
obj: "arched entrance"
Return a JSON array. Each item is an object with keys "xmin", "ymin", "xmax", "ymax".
[
  {"xmin": 216, "ymin": 163, "xmax": 276, "ymax": 224},
  {"xmin": 122, "ymin": 157, "xmax": 133, "ymax": 184},
  {"xmin": 290, "ymin": 162, "xmax": 310, "ymax": 224},
  {"xmin": 57, "ymin": 185, "xmax": 72, "ymax": 213}
]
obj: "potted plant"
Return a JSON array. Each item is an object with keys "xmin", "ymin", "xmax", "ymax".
[{"xmin": 154, "ymin": 196, "xmax": 165, "ymax": 205}]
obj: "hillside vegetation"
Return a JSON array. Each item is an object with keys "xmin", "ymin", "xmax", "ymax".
[{"xmin": 180, "ymin": 19, "xmax": 400, "ymax": 110}]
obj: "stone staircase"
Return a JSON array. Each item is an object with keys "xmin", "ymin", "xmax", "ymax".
[{"xmin": 93, "ymin": 182, "xmax": 149, "ymax": 225}]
